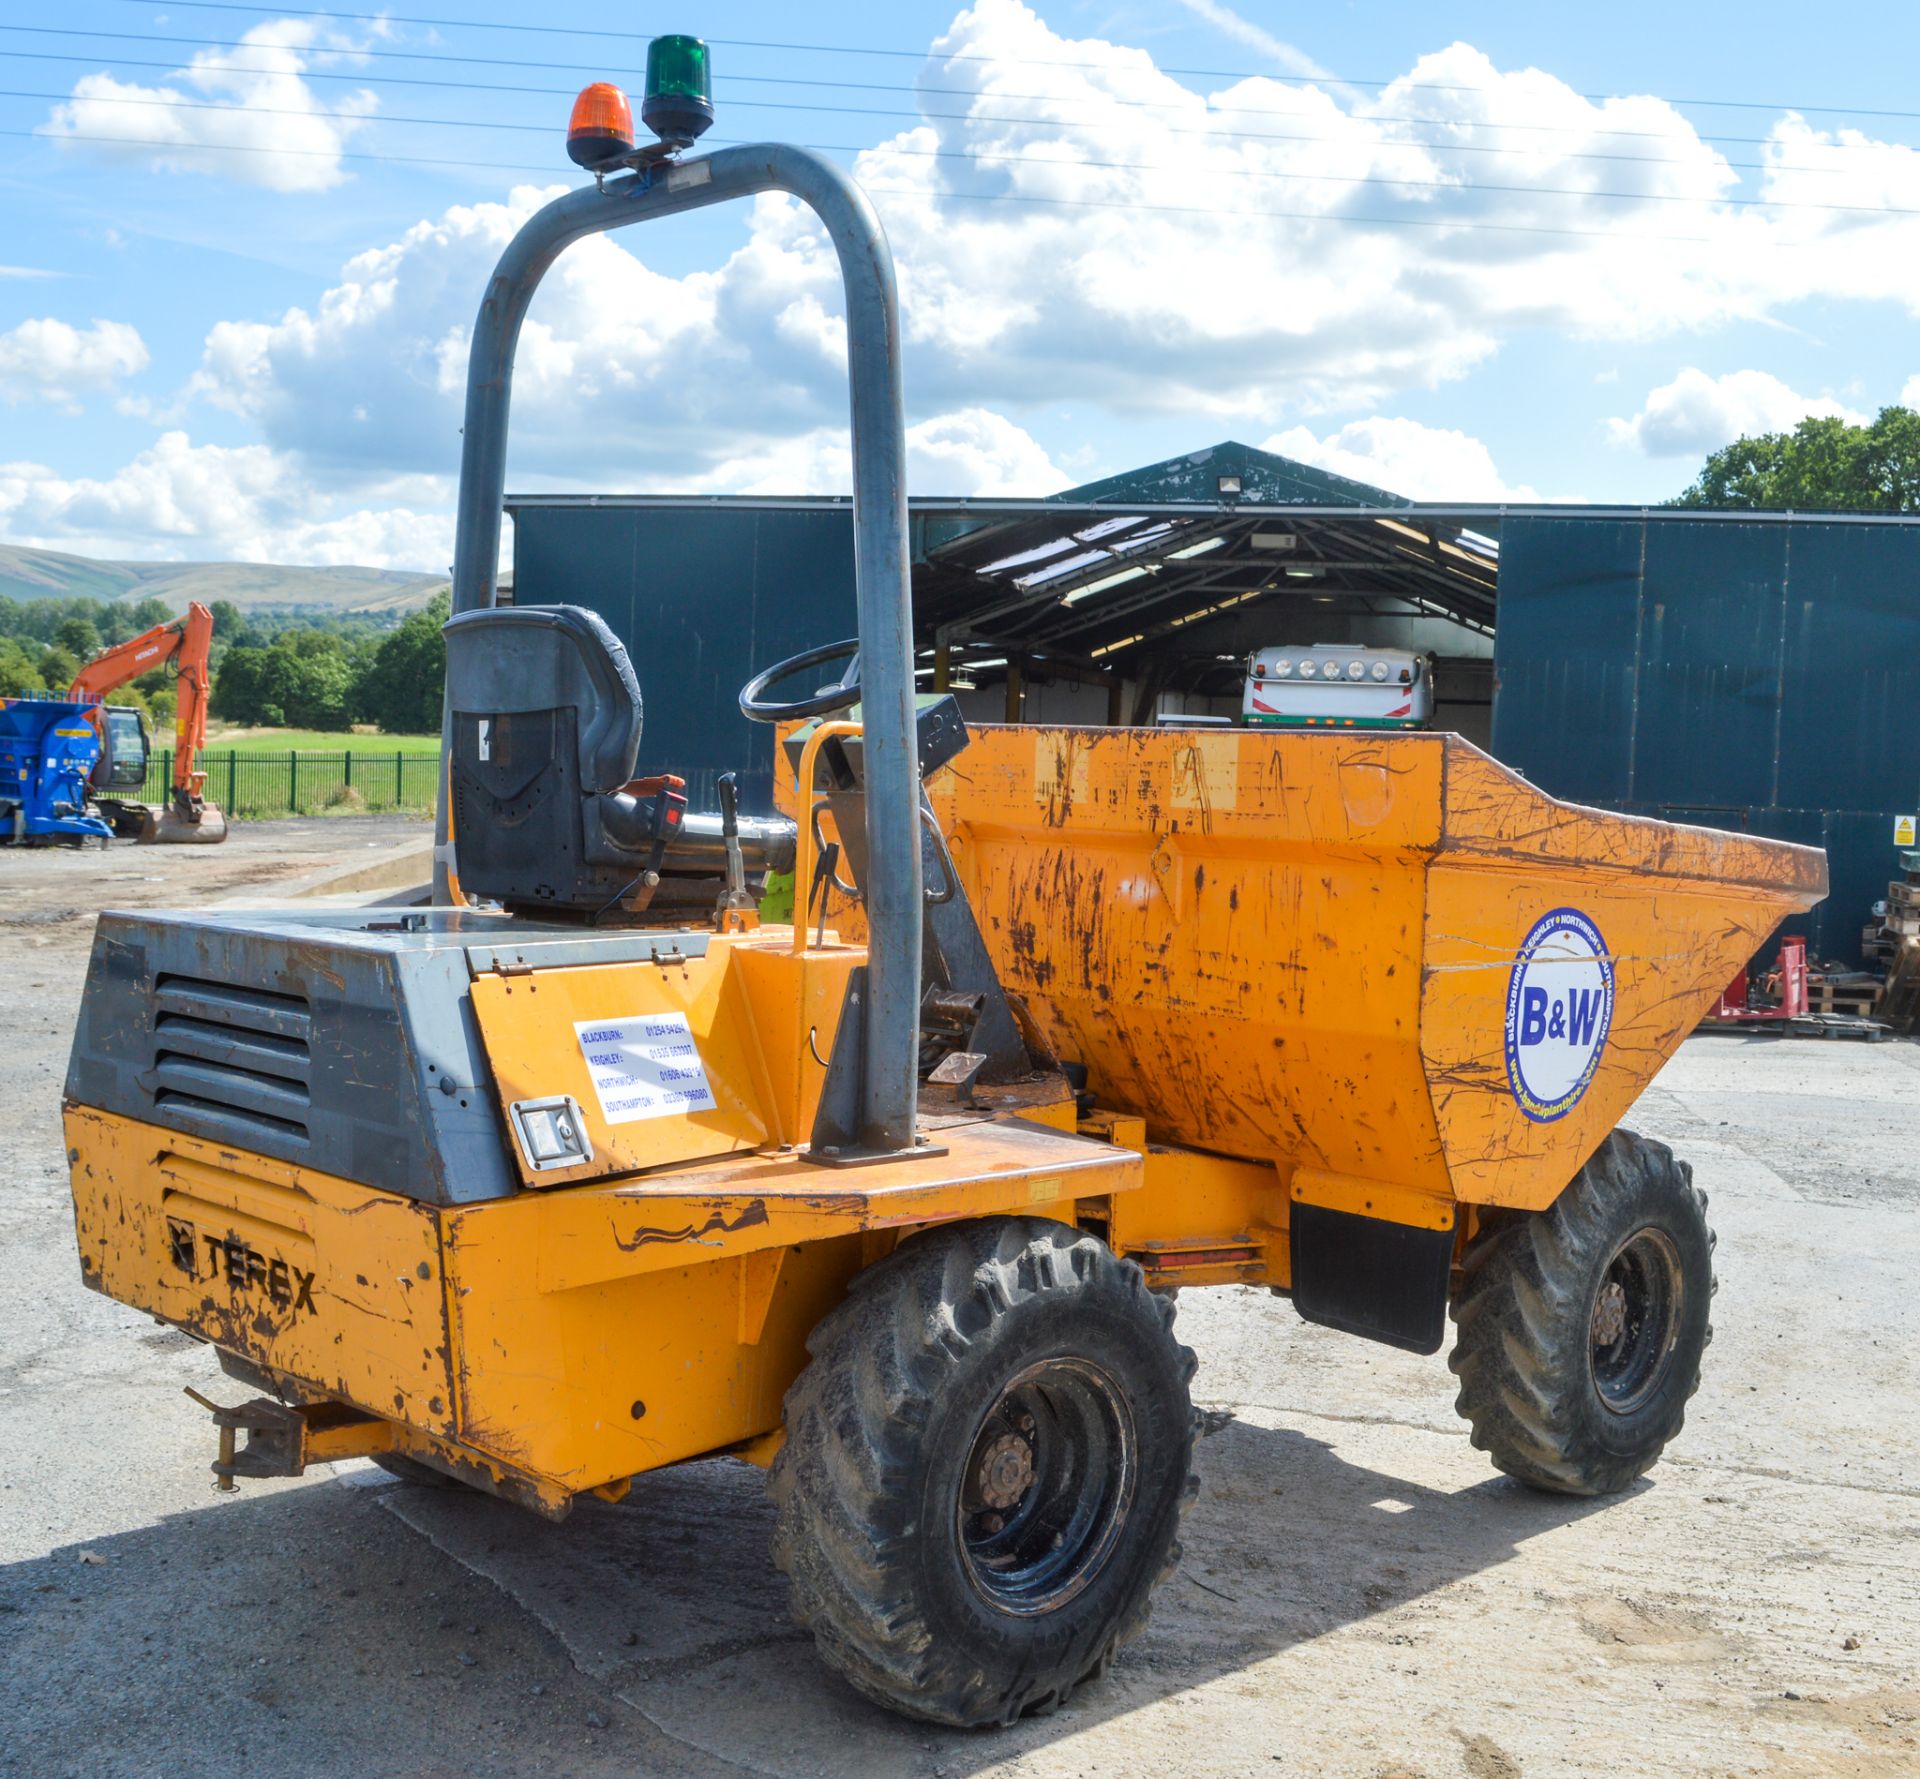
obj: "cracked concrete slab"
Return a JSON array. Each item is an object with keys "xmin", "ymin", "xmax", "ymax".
[{"xmin": 2, "ymin": 843, "xmax": 1917, "ymax": 1777}]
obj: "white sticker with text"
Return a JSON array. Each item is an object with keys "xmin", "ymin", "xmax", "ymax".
[{"xmin": 574, "ymin": 1012, "xmax": 717, "ymax": 1125}]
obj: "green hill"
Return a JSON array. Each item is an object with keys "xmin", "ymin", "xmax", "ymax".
[{"xmin": 0, "ymin": 544, "xmax": 444, "ymax": 614}]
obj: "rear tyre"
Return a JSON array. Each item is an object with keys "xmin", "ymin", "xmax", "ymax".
[
  {"xmin": 769, "ymin": 1218, "xmax": 1198, "ymax": 1727},
  {"xmin": 1449, "ymin": 1128, "xmax": 1714, "ymax": 1497}
]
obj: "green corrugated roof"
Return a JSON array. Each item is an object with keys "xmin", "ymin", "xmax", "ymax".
[{"xmin": 1056, "ymin": 440, "xmax": 1410, "ymax": 509}]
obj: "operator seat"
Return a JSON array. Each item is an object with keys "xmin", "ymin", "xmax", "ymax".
[{"xmin": 443, "ymin": 603, "xmax": 677, "ymax": 917}]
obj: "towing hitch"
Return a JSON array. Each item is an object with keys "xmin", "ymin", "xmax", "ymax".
[{"xmin": 184, "ymin": 1388, "xmax": 394, "ymax": 1491}]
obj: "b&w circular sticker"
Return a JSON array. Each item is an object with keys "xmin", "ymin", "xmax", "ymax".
[{"xmin": 1503, "ymin": 908, "xmax": 1615, "ymax": 1123}]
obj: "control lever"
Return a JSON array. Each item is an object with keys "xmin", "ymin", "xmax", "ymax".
[
  {"xmin": 714, "ymin": 771, "xmax": 758, "ymax": 929},
  {"xmin": 809, "ymin": 839, "xmax": 841, "ymax": 948}
]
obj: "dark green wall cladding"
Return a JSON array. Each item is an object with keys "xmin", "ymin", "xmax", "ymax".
[
  {"xmin": 510, "ymin": 504, "xmax": 857, "ymax": 816},
  {"xmin": 514, "ymin": 495, "xmax": 1917, "ymax": 968},
  {"xmin": 1493, "ymin": 516, "xmax": 1920, "ymax": 965}
]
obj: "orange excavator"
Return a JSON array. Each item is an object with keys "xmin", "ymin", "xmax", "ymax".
[{"xmin": 69, "ymin": 600, "xmax": 228, "ymax": 844}]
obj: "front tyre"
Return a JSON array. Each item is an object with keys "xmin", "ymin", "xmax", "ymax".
[
  {"xmin": 769, "ymin": 1218, "xmax": 1198, "ymax": 1727},
  {"xmin": 1449, "ymin": 1128, "xmax": 1715, "ymax": 1497}
]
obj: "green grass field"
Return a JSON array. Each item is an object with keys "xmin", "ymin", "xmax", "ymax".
[
  {"xmin": 203, "ymin": 726, "xmax": 440, "ymax": 752},
  {"xmin": 144, "ymin": 731, "xmax": 443, "ymax": 818}
]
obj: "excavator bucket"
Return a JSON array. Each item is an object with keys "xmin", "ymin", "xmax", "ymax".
[{"xmin": 137, "ymin": 801, "xmax": 228, "ymax": 845}]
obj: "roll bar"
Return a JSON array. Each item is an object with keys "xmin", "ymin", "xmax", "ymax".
[{"xmin": 435, "ymin": 144, "xmax": 923, "ymax": 1154}]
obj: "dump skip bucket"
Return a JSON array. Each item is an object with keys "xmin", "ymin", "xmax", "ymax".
[{"xmin": 930, "ymin": 728, "xmax": 1826, "ymax": 1213}]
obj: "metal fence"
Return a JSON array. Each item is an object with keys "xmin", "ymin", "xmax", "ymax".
[{"xmin": 143, "ymin": 749, "xmax": 440, "ymax": 819}]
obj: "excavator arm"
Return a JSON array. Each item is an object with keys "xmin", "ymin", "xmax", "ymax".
[{"xmin": 68, "ymin": 602, "xmax": 224, "ymax": 841}]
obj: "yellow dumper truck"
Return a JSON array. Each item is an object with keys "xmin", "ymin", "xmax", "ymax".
[{"xmin": 62, "ymin": 55, "xmax": 1826, "ymax": 1728}]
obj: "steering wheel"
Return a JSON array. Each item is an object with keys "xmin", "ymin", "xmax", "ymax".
[{"xmin": 738, "ymin": 638, "xmax": 862, "ymax": 724}]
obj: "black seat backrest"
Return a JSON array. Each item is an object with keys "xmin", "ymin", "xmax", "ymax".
[
  {"xmin": 445, "ymin": 604, "xmax": 642, "ymax": 791},
  {"xmin": 442, "ymin": 604, "xmax": 646, "ymax": 913}
]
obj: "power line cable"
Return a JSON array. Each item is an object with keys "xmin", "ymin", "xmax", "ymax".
[
  {"xmin": 97, "ymin": 0, "xmax": 1920, "ymax": 122},
  {"xmin": 6, "ymin": 85, "xmax": 1904, "ymax": 209},
  {"xmin": 5, "ymin": 23, "xmax": 1915, "ymax": 151},
  {"xmin": 0, "ymin": 41, "xmax": 1903, "ymax": 199},
  {"xmin": 9, "ymin": 123, "xmax": 1893, "ymax": 245},
  {"xmin": 0, "ymin": 123, "xmax": 1721, "ymax": 239}
]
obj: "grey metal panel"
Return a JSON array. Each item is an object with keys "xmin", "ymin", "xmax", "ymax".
[
  {"xmin": 65, "ymin": 908, "xmax": 518, "ymax": 1207},
  {"xmin": 511, "ymin": 503, "xmax": 855, "ymax": 816}
]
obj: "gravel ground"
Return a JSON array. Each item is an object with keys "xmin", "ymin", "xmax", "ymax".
[{"xmin": 1, "ymin": 826, "xmax": 1916, "ymax": 1779}]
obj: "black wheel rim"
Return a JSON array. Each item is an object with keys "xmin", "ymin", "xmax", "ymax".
[
  {"xmin": 1588, "ymin": 1228, "xmax": 1685, "ymax": 1414},
  {"xmin": 955, "ymin": 1357, "xmax": 1136, "ymax": 1617}
]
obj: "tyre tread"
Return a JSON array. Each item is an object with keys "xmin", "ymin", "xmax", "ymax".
[
  {"xmin": 1448, "ymin": 1128, "xmax": 1716, "ymax": 1497},
  {"xmin": 770, "ymin": 1218, "xmax": 1198, "ymax": 1725}
]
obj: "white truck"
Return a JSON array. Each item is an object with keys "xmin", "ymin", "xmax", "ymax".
[{"xmin": 1242, "ymin": 644, "xmax": 1433, "ymax": 730}]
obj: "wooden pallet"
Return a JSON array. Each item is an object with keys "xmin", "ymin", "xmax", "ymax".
[
  {"xmin": 1877, "ymin": 937, "xmax": 1920, "ymax": 1034},
  {"xmin": 1806, "ymin": 984, "xmax": 1882, "ymax": 1017},
  {"xmin": 1785, "ymin": 1013, "xmax": 1893, "ymax": 1041}
]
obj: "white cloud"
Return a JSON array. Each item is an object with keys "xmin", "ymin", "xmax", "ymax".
[
  {"xmin": 173, "ymin": 0, "xmax": 1920, "ymax": 502},
  {"xmin": 1170, "ymin": 0, "xmax": 1343, "ymax": 85},
  {"xmin": 1607, "ymin": 368, "xmax": 1869, "ymax": 456},
  {"xmin": 1261, "ymin": 417, "xmax": 1541, "ymax": 501},
  {"xmin": 686, "ymin": 408, "xmax": 1065, "ymax": 497},
  {"xmin": 45, "ymin": 19, "xmax": 376, "ymax": 192},
  {"xmin": 0, "ymin": 318, "xmax": 149, "ymax": 408},
  {"xmin": 29, "ymin": 0, "xmax": 1920, "ymax": 575},
  {"xmin": 0, "ymin": 432, "xmax": 451, "ymax": 567},
  {"xmin": 0, "ymin": 407, "xmax": 1053, "ymax": 566},
  {"xmin": 1900, "ymin": 374, "xmax": 1920, "ymax": 408},
  {"xmin": 904, "ymin": 408, "xmax": 1066, "ymax": 493}
]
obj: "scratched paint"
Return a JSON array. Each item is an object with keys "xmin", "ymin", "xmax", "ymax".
[{"xmin": 929, "ymin": 726, "xmax": 1824, "ymax": 1212}]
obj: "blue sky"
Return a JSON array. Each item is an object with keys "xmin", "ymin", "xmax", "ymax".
[{"xmin": 3, "ymin": 0, "xmax": 1919, "ymax": 567}]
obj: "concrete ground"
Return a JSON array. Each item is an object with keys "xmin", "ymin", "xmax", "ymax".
[{"xmin": 1, "ymin": 823, "xmax": 1916, "ymax": 1779}]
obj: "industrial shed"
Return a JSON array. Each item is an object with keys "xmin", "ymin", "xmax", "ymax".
[
  {"xmin": 507, "ymin": 441, "xmax": 1920, "ymax": 964},
  {"xmin": 507, "ymin": 443, "xmax": 1499, "ymax": 789}
]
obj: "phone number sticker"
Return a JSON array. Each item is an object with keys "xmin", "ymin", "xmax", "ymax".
[{"xmin": 574, "ymin": 1012, "xmax": 718, "ymax": 1125}]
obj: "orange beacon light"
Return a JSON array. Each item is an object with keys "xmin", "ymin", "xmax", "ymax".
[{"xmin": 567, "ymin": 83, "xmax": 636, "ymax": 169}]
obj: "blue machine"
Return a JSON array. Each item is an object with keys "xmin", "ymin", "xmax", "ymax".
[{"xmin": 0, "ymin": 697, "xmax": 116, "ymax": 843}]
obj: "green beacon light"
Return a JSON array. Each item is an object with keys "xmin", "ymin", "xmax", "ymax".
[{"xmin": 642, "ymin": 35, "xmax": 714, "ymax": 150}]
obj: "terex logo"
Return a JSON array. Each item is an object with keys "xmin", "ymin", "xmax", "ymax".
[
  {"xmin": 167, "ymin": 1216, "xmax": 316, "ymax": 1314},
  {"xmin": 1503, "ymin": 909, "xmax": 1615, "ymax": 1124}
]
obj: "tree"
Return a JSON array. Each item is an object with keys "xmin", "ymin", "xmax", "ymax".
[
  {"xmin": 211, "ymin": 645, "xmax": 274, "ymax": 724},
  {"xmin": 356, "ymin": 589, "xmax": 449, "ymax": 734},
  {"xmin": 56, "ymin": 614, "xmax": 102, "ymax": 662},
  {"xmin": 277, "ymin": 647, "xmax": 356, "ymax": 731},
  {"xmin": 209, "ymin": 638, "xmax": 354, "ymax": 730},
  {"xmin": 0, "ymin": 636, "xmax": 46, "ymax": 697},
  {"xmin": 1672, "ymin": 405, "xmax": 1920, "ymax": 511},
  {"xmin": 37, "ymin": 644, "xmax": 80, "ymax": 691}
]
